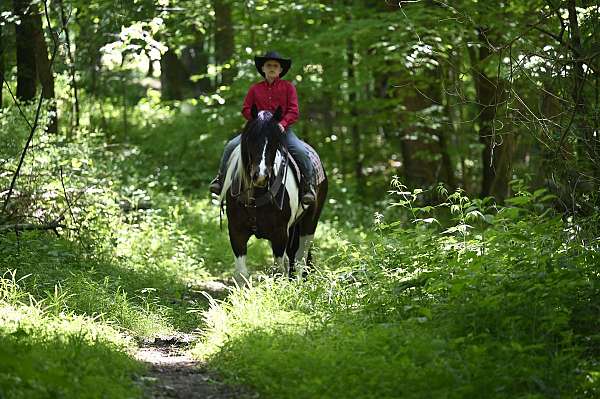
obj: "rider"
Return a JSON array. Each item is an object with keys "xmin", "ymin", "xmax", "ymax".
[{"xmin": 209, "ymin": 51, "xmax": 316, "ymax": 205}]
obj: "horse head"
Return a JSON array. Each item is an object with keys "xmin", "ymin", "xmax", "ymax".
[{"xmin": 241, "ymin": 105, "xmax": 283, "ymax": 188}]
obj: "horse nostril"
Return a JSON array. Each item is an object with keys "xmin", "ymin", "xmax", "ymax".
[{"xmin": 254, "ymin": 174, "xmax": 267, "ymax": 187}]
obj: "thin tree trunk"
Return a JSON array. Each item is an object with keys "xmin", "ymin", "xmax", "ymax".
[
  {"xmin": 160, "ymin": 49, "xmax": 187, "ymax": 100},
  {"xmin": 213, "ymin": 0, "xmax": 235, "ymax": 85},
  {"xmin": 347, "ymin": 38, "xmax": 364, "ymax": 191},
  {"xmin": 437, "ymin": 130, "xmax": 456, "ymax": 191},
  {"xmin": 469, "ymin": 29, "xmax": 511, "ymax": 200},
  {"xmin": 32, "ymin": 10, "xmax": 57, "ymax": 134},
  {"xmin": 0, "ymin": 23, "xmax": 4, "ymax": 108},
  {"xmin": 181, "ymin": 29, "xmax": 211, "ymax": 95},
  {"xmin": 14, "ymin": 0, "xmax": 37, "ymax": 101},
  {"xmin": 58, "ymin": 0, "xmax": 79, "ymax": 133},
  {"xmin": 566, "ymin": 0, "xmax": 597, "ymax": 177},
  {"xmin": 76, "ymin": 8, "xmax": 101, "ymax": 97}
]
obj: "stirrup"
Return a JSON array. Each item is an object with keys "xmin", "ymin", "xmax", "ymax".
[
  {"xmin": 300, "ymin": 183, "xmax": 316, "ymax": 205},
  {"xmin": 209, "ymin": 175, "xmax": 223, "ymax": 195}
]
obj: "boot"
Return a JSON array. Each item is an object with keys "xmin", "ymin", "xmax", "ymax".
[
  {"xmin": 209, "ymin": 174, "xmax": 223, "ymax": 196},
  {"xmin": 300, "ymin": 180, "xmax": 316, "ymax": 205}
]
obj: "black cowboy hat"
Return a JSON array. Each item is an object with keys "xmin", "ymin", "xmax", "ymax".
[{"xmin": 254, "ymin": 51, "xmax": 292, "ymax": 78}]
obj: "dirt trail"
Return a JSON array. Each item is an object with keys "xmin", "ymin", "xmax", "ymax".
[{"xmin": 135, "ymin": 282, "xmax": 251, "ymax": 399}]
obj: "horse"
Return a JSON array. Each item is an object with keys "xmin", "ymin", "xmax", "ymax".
[{"xmin": 219, "ymin": 105, "xmax": 328, "ymax": 283}]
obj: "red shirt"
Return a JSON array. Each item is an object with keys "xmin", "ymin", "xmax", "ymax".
[{"xmin": 241, "ymin": 78, "xmax": 299, "ymax": 129}]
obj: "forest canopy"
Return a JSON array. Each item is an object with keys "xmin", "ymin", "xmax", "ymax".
[{"xmin": 1, "ymin": 0, "xmax": 599, "ymax": 210}]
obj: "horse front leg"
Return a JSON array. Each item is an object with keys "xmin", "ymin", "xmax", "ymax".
[
  {"xmin": 294, "ymin": 234, "xmax": 314, "ymax": 279},
  {"xmin": 286, "ymin": 225, "xmax": 300, "ymax": 279},
  {"xmin": 270, "ymin": 229, "xmax": 289, "ymax": 278},
  {"xmin": 229, "ymin": 227, "xmax": 251, "ymax": 286}
]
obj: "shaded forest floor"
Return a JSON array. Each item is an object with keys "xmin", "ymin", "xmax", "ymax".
[{"xmin": 1, "ymin": 106, "xmax": 599, "ymax": 398}]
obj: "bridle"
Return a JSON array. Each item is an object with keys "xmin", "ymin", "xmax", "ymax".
[{"xmin": 230, "ymin": 145, "xmax": 290, "ymax": 210}]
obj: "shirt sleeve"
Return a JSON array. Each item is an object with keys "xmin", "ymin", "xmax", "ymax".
[
  {"xmin": 280, "ymin": 82, "xmax": 299, "ymax": 129},
  {"xmin": 241, "ymin": 85, "xmax": 255, "ymax": 121}
]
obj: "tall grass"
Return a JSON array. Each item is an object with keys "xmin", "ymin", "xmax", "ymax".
[
  {"xmin": 0, "ymin": 270, "xmax": 144, "ymax": 398},
  {"xmin": 195, "ymin": 186, "xmax": 600, "ymax": 398}
]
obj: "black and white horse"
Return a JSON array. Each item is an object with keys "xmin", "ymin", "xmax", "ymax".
[{"xmin": 220, "ymin": 105, "xmax": 328, "ymax": 282}]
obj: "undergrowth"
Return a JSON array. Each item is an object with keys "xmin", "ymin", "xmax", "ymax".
[
  {"xmin": 0, "ymin": 270, "xmax": 144, "ymax": 398},
  {"xmin": 195, "ymin": 182, "xmax": 600, "ymax": 398},
  {"xmin": 0, "ymin": 99, "xmax": 239, "ymax": 397}
]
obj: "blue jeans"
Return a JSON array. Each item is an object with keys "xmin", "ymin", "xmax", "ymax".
[{"xmin": 218, "ymin": 129, "xmax": 314, "ymax": 184}]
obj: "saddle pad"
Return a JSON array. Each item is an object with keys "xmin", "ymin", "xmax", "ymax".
[
  {"xmin": 305, "ymin": 143, "xmax": 326, "ymax": 185},
  {"xmin": 284, "ymin": 144, "xmax": 325, "ymax": 186}
]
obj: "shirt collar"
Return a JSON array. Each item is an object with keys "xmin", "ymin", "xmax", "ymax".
[{"xmin": 264, "ymin": 77, "xmax": 281, "ymax": 86}]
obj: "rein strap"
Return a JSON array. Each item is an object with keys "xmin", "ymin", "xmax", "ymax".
[{"xmin": 252, "ymin": 149, "xmax": 288, "ymax": 209}]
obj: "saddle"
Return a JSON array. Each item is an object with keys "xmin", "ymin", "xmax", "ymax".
[{"xmin": 229, "ymin": 143, "xmax": 324, "ymax": 210}]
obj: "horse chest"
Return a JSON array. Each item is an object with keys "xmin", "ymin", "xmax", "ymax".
[{"xmin": 225, "ymin": 192, "xmax": 291, "ymax": 235}]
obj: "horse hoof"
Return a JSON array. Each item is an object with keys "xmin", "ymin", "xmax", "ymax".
[{"xmin": 233, "ymin": 272, "xmax": 250, "ymax": 287}]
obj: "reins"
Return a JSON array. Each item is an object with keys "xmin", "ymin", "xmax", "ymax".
[{"xmin": 234, "ymin": 145, "xmax": 289, "ymax": 210}]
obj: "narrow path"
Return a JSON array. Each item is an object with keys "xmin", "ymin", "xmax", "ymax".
[
  {"xmin": 135, "ymin": 282, "xmax": 251, "ymax": 399},
  {"xmin": 136, "ymin": 334, "xmax": 250, "ymax": 399}
]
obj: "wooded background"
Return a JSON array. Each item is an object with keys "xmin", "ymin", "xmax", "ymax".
[{"xmin": 1, "ymin": 0, "xmax": 599, "ymax": 215}]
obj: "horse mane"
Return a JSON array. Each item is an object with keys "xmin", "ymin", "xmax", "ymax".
[
  {"xmin": 220, "ymin": 145, "xmax": 244, "ymax": 203},
  {"xmin": 241, "ymin": 111, "xmax": 280, "ymax": 148}
]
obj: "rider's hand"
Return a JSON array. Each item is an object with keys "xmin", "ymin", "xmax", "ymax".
[{"xmin": 278, "ymin": 123, "xmax": 285, "ymax": 133}]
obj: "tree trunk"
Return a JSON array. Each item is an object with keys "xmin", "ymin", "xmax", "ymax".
[
  {"xmin": 347, "ymin": 38, "xmax": 364, "ymax": 191},
  {"xmin": 469, "ymin": 29, "xmax": 511, "ymax": 201},
  {"xmin": 181, "ymin": 29, "xmax": 211, "ymax": 95},
  {"xmin": 436, "ymin": 130, "xmax": 456, "ymax": 191},
  {"xmin": 160, "ymin": 49, "xmax": 187, "ymax": 100},
  {"xmin": 13, "ymin": 0, "xmax": 37, "ymax": 101},
  {"xmin": 0, "ymin": 23, "xmax": 4, "ymax": 108},
  {"xmin": 396, "ymin": 70, "xmax": 451, "ymax": 191},
  {"xmin": 75, "ymin": 8, "xmax": 102, "ymax": 97},
  {"xmin": 213, "ymin": 0, "xmax": 236, "ymax": 85},
  {"xmin": 32, "ymin": 10, "xmax": 57, "ymax": 133},
  {"xmin": 566, "ymin": 0, "xmax": 598, "ymax": 177},
  {"xmin": 58, "ymin": 0, "xmax": 79, "ymax": 133}
]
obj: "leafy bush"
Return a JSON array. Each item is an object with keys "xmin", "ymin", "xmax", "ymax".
[{"xmin": 196, "ymin": 184, "xmax": 600, "ymax": 398}]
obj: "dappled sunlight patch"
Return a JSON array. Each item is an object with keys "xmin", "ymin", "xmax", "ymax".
[
  {"xmin": 0, "ymin": 302, "xmax": 143, "ymax": 398},
  {"xmin": 194, "ymin": 279, "xmax": 312, "ymax": 360}
]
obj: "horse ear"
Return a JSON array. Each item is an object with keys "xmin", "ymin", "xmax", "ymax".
[
  {"xmin": 251, "ymin": 104, "xmax": 258, "ymax": 120},
  {"xmin": 273, "ymin": 106, "xmax": 283, "ymax": 122}
]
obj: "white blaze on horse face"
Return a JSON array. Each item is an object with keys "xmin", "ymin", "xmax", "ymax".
[
  {"xmin": 257, "ymin": 110, "xmax": 271, "ymax": 121},
  {"xmin": 294, "ymin": 234, "xmax": 314, "ymax": 278},
  {"xmin": 257, "ymin": 141, "xmax": 268, "ymax": 183}
]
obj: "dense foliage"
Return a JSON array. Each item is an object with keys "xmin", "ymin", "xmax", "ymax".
[{"xmin": 197, "ymin": 186, "xmax": 599, "ymax": 398}]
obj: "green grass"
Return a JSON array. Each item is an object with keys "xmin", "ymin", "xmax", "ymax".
[
  {"xmin": 0, "ymin": 272, "xmax": 144, "ymax": 399},
  {"xmin": 195, "ymin": 201, "xmax": 600, "ymax": 398}
]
